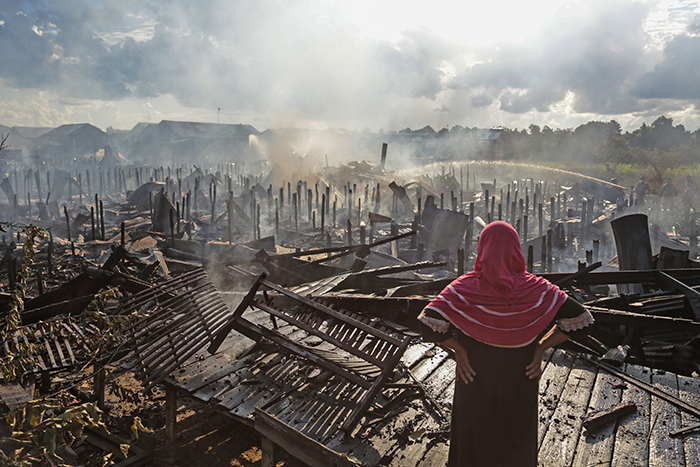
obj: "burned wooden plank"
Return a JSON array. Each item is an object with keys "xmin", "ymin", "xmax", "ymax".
[
  {"xmin": 677, "ymin": 375, "xmax": 700, "ymax": 463},
  {"xmin": 0, "ymin": 381, "xmax": 33, "ymax": 411},
  {"xmin": 537, "ymin": 349, "xmax": 576, "ymax": 447},
  {"xmin": 538, "ymin": 356, "xmax": 597, "ymax": 466},
  {"xmin": 649, "ymin": 370, "xmax": 684, "ymax": 466},
  {"xmin": 571, "ymin": 371, "xmax": 626, "ymax": 467},
  {"xmin": 582, "ymin": 401, "xmax": 637, "ymax": 431}
]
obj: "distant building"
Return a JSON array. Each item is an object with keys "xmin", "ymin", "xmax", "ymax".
[
  {"xmin": 477, "ymin": 128, "xmax": 504, "ymax": 159},
  {"xmin": 129, "ymin": 120, "xmax": 260, "ymax": 163},
  {"xmin": 39, "ymin": 123, "xmax": 108, "ymax": 160}
]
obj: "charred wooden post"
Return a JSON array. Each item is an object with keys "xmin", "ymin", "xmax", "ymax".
[
  {"xmin": 467, "ymin": 202, "xmax": 475, "ymax": 254},
  {"xmin": 593, "ymin": 240, "xmax": 600, "ymax": 263},
  {"xmin": 550, "ymin": 197, "xmax": 555, "ymax": 227},
  {"xmin": 355, "ymin": 197, "xmax": 360, "ymax": 226},
  {"xmin": 35, "ymin": 171, "xmax": 42, "ymax": 206},
  {"xmin": 169, "ymin": 209, "xmax": 175, "ymax": 245},
  {"xmin": 293, "ymin": 193, "xmax": 298, "ymax": 232},
  {"xmin": 484, "ymin": 189, "xmax": 489, "ymax": 219},
  {"xmin": 211, "ymin": 184, "xmax": 217, "ymax": 227},
  {"xmin": 380, "ymin": 142, "xmax": 388, "ymax": 170},
  {"xmin": 64, "ymin": 206, "xmax": 71, "ymax": 243},
  {"xmin": 547, "ymin": 229, "xmax": 553, "ymax": 272},
  {"xmin": 346, "ymin": 219, "xmax": 352, "ymax": 246},
  {"xmin": 417, "ymin": 197, "xmax": 422, "ymax": 223},
  {"xmin": 523, "ymin": 215, "xmax": 528, "ymax": 242},
  {"xmin": 90, "ymin": 207, "xmax": 96, "ymax": 241},
  {"xmin": 519, "ymin": 198, "xmax": 524, "ymax": 228},
  {"xmin": 320, "ymin": 194, "xmax": 326, "ymax": 234},
  {"xmin": 611, "ymin": 214, "xmax": 652, "ymax": 295},
  {"xmin": 121, "ymin": 222, "xmax": 125, "ymax": 247},
  {"xmin": 458, "ymin": 248, "xmax": 465, "ymax": 275},
  {"xmin": 308, "ymin": 188, "xmax": 312, "ymax": 224},
  {"xmin": 48, "ymin": 230, "xmax": 53, "ymax": 274},
  {"xmin": 275, "ymin": 199, "xmax": 279, "ymax": 238},
  {"xmin": 374, "ymin": 183, "xmax": 381, "ymax": 213},
  {"xmin": 100, "ymin": 201, "xmax": 105, "ymax": 240},
  {"xmin": 506, "ymin": 189, "xmax": 511, "ymax": 220}
]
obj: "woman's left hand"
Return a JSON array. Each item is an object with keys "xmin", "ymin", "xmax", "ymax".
[{"xmin": 526, "ymin": 347, "xmax": 544, "ymax": 379}]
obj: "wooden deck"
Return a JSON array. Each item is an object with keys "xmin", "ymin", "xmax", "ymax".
[{"xmin": 167, "ymin": 308, "xmax": 700, "ymax": 466}]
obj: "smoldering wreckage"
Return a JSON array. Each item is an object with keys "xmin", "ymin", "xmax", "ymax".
[{"xmin": 2, "ymin": 152, "xmax": 700, "ymax": 466}]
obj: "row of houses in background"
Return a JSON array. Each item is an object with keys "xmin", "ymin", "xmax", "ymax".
[{"xmin": 0, "ymin": 121, "xmax": 504, "ymax": 168}]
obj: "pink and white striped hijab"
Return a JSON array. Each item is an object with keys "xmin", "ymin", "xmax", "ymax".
[{"xmin": 419, "ymin": 221, "xmax": 567, "ymax": 347}]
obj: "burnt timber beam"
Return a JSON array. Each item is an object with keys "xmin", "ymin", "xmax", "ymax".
[
  {"xmin": 553, "ymin": 262, "xmax": 602, "ymax": 287},
  {"xmin": 538, "ymin": 269, "xmax": 700, "ymax": 287},
  {"xmin": 656, "ymin": 271, "xmax": 700, "ymax": 321},
  {"xmin": 309, "ymin": 295, "xmax": 700, "ymax": 332},
  {"xmin": 208, "ymin": 273, "xmax": 267, "ymax": 354},
  {"xmin": 254, "ymin": 408, "xmax": 359, "ymax": 467},
  {"xmin": 582, "ymin": 401, "xmax": 637, "ymax": 431}
]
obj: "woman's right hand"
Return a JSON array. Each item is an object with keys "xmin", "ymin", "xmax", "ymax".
[{"xmin": 454, "ymin": 347, "xmax": 476, "ymax": 384}]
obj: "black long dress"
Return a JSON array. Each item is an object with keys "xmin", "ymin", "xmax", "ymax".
[{"xmin": 419, "ymin": 298, "xmax": 592, "ymax": 467}]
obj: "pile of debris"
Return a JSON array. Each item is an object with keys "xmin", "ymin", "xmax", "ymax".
[{"xmin": 1, "ymin": 159, "xmax": 700, "ymax": 465}]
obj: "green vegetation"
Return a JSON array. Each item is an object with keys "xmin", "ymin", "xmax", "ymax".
[{"xmin": 497, "ymin": 116, "xmax": 700, "ymax": 188}]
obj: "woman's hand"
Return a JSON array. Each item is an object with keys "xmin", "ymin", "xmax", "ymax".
[
  {"xmin": 526, "ymin": 347, "xmax": 544, "ymax": 380},
  {"xmin": 454, "ymin": 347, "xmax": 476, "ymax": 384}
]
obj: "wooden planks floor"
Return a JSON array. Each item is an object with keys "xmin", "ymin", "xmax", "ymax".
[{"xmin": 168, "ymin": 314, "xmax": 700, "ymax": 466}]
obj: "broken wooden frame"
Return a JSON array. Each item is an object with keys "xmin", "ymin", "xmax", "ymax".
[
  {"xmin": 209, "ymin": 273, "xmax": 412, "ymax": 432},
  {"xmin": 1, "ymin": 324, "xmax": 80, "ymax": 385},
  {"xmin": 118, "ymin": 267, "xmax": 233, "ymax": 393}
]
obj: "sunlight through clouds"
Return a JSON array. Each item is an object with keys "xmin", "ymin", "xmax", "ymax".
[{"xmin": 0, "ymin": 0, "xmax": 698, "ymax": 132}]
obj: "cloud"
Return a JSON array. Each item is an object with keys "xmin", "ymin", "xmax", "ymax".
[
  {"xmin": 450, "ymin": 1, "xmax": 651, "ymax": 115},
  {"xmin": 690, "ymin": 15, "xmax": 700, "ymax": 34},
  {"xmin": 0, "ymin": 0, "xmax": 699, "ymax": 132},
  {"xmin": 632, "ymin": 34, "xmax": 700, "ymax": 100}
]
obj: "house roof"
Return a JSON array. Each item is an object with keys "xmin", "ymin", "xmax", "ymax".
[
  {"xmin": 11, "ymin": 126, "xmax": 54, "ymax": 139},
  {"xmin": 136, "ymin": 120, "xmax": 259, "ymax": 142},
  {"xmin": 478, "ymin": 128, "xmax": 504, "ymax": 140},
  {"xmin": 41, "ymin": 123, "xmax": 106, "ymax": 138}
]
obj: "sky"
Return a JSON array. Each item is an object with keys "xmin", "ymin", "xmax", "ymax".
[{"xmin": 0, "ymin": 0, "xmax": 699, "ymax": 133}]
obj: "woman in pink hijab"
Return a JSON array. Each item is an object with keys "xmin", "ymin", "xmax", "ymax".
[{"xmin": 418, "ymin": 221, "xmax": 593, "ymax": 466}]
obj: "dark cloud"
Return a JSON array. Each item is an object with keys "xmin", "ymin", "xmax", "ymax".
[
  {"xmin": 451, "ymin": 2, "xmax": 650, "ymax": 115},
  {"xmin": 632, "ymin": 34, "xmax": 700, "ymax": 99},
  {"xmin": 369, "ymin": 29, "xmax": 461, "ymax": 99}
]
